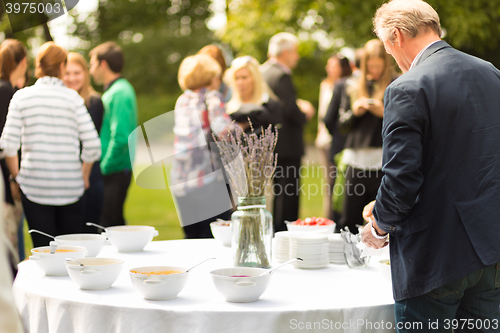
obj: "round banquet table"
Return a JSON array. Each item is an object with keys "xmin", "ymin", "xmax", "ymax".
[{"xmin": 13, "ymin": 239, "xmax": 396, "ymax": 333}]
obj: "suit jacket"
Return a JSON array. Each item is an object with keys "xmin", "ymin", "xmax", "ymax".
[
  {"xmin": 323, "ymin": 78, "xmax": 348, "ymax": 160},
  {"xmin": 261, "ymin": 62, "xmax": 307, "ymax": 159},
  {"xmin": 373, "ymin": 41, "xmax": 500, "ymax": 301}
]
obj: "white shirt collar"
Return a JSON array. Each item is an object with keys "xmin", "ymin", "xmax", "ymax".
[{"xmin": 409, "ymin": 40, "xmax": 441, "ymax": 70}]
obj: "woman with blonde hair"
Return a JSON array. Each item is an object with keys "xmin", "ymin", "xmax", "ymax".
[
  {"xmin": 171, "ymin": 53, "xmax": 233, "ymax": 239},
  {"xmin": 336, "ymin": 39, "xmax": 396, "ymax": 233},
  {"xmin": 224, "ymin": 56, "xmax": 281, "ymax": 134},
  {"xmin": 64, "ymin": 52, "xmax": 104, "ymax": 228},
  {"xmin": 0, "ymin": 42, "xmax": 101, "ymax": 247}
]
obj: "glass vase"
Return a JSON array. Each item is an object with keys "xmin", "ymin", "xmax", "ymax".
[{"xmin": 231, "ymin": 196, "xmax": 272, "ymax": 268}]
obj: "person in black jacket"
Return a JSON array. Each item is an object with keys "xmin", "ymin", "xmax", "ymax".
[
  {"xmin": 64, "ymin": 52, "xmax": 105, "ymax": 230},
  {"xmin": 0, "ymin": 39, "xmax": 28, "ymax": 268},
  {"xmin": 261, "ymin": 33, "xmax": 314, "ymax": 232},
  {"xmin": 362, "ymin": 0, "xmax": 500, "ymax": 329},
  {"xmin": 335, "ymin": 39, "xmax": 395, "ymax": 234},
  {"xmin": 225, "ymin": 55, "xmax": 281, "ymax": 135}
]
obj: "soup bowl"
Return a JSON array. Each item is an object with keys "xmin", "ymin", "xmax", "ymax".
[
  {"xmin": 66, "ymin": 258, "xmax": 124, "ymax": 290},
  {"xmin": 210, "ymin": 267, "xmax": 272, "ymax": 303},
  {"xmin": 129, "ymin": 266, "xmax": 189, "ymax": 300},
  {"xmin": 29, "ymin": 246, "xmax": 87, "ymax": 276},
  {"xmin": 103, "ymin": 226, "xmax": 159, "ymax": 252}
]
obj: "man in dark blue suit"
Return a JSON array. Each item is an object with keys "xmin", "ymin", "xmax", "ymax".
[{"xmin": 361, "ymin": 0, "xmax": 500, "ymax": 331}]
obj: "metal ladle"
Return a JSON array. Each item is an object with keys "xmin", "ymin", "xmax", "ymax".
[
  {"xmin": 66, "ymin": 258, "xmax": 85, "ymax": 266},
  {"xmin": 258, "ymin": 258, "xmax": 303, "ymax": 276},
  {"xmin": 29, "ymin": 229, "xmax": 57, "ymax": 254},
  {"xmin": 86, "ymin": 222, "xmax": 107, "ymax": 231},
  {"xmin": 185, "ymin": 258, "xmax": 216, "ymax": 272}
]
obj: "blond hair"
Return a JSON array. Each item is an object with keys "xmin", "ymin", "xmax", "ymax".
[
  {"xmin": 35, "ymin": 42, "xmax": 67, "ymax": 78},
  {"xmin": 177, "ymin": 54, "xmax": 221, "ymax": 91},
  {"xmin": 373, "ymin": 0, "xmax": 442, "ymax": 43},
  {"xmin": 356, "ymin": 39, "xmax": 394, "ymax": 100},
  {"xmin": 67, "ymin": 52, "xmax": 99, "ymax": 107},
  {"xmin": 225, "ymin": 56, "xmax": 277, "ymax": 113}
]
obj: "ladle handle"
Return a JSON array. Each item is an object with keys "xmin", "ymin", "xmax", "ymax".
[
  {"xmin": 186, "ymin": 257, "xmax": 216, "ymax": 272},
  {"xmin": 262, "ymin": 257, "xmax": 303, "ymax": 276},
  {"xmin": 86, "ymin": 222, "xmax": 107, "ymax": 231},
  {"xmin": 28, "ymin": 229, "xmax": 55, "ymax": 240}
]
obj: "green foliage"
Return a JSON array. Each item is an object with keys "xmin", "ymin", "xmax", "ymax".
[{"xmin": 136, "ymin": 93, "xmax": 179, "ymax": 125}]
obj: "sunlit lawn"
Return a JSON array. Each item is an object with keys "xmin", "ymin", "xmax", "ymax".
[{"xmin": 23, "ymin": 165, "xmax": 324, "ymax": 256}]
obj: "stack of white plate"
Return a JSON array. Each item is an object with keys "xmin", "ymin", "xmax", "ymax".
[
  {"xmin": 289, "ymin": 233, "xmax": 329, "ymax": 269},
  {"xmin": 328, "ymin": 234, "xmax": 345, "ymax": 264},
  {"xmin": 273, "ymin": 231, "xmax": 290, "ymax": 263}
]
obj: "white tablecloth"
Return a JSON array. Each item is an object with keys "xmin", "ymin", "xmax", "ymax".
[{"xmin": 13, "ymin": 239, "xmax": 395, "ymax": 333}]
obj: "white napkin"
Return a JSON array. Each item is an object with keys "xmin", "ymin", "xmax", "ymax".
[{"xmin": 356, "ymin": 242, "xmax": 389, "ymax": 258}]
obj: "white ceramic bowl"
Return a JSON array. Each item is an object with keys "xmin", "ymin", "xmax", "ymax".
[
  {"xmin": 378, "ymin": 259, "xmax": 392, "ymax": 283},
  {"xmin": 104, "ymin": 226, "xmax": 159, "ymax": 252},
  {"xmin": 286, "ymin": 223, "xmax": 335, "ymax": 234},
  {"xmin": 66, "ymin": 258, "xmax": 124, "ymax": 290},
  {"xmin": 210, "ymin": 267, "xmax": 272, "ymax": 303},
  {"xmin": 53, "ymin": 234, "xmax": 106, "ymax": 257},
  {"xmin": 29, "ymin": 246, "xmax": 87, "ymax": 276},
  {"xmin": 129, "ymin": 266, "xmax": 189, "ymax": 300},
  {"xmin": 210, "ymin": 221, "xmax": 231, "ymax": 247}
]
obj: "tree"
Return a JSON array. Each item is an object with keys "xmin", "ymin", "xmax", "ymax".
[{"xmin": 68, "ymin": 0, "xmax": 216, "ymax": 96}]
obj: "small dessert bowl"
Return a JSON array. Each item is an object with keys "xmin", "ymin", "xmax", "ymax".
[
  {"xmin": 210, "ymin": 267, "xmax": 272, "ymax": 303},
  {"xmin": 129, "ymin": 266, "xmax": 189, "ymax": 300},
  {"xmin": 103, "ymin": 226, "xmax": 159, "ymax": 252},
  {"xmin": 29, "ymin": 246, "xmax": 87, "ymax": 276},
  {"xmin": 65, "ymin": 258, "xmax": 124, "ymax": 290},
  {"xmin": 53, "ymin": 234, "xmax": 107, "ymax": 257},
  {"xmin": 210, "ymin": 221, "xmax": 231, "ymax": 247}
]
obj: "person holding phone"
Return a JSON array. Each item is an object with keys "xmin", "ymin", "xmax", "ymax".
[{"xmin": 335, "ymin": 39, "xmax": 397, "ymax": 233}]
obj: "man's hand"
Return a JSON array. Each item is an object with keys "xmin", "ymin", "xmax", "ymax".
[
  {"xmin": 297, "ymin": 99, "xmax": 315, "ymax": 121},
  {"xmin": 361, "ymin": 200, "xmax": 389, "ymax": 249}
]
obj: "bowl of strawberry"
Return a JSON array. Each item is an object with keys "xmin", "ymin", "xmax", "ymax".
[{"xmin": 286, "ymin": 217, "xmax": 336, "ymax": 234}]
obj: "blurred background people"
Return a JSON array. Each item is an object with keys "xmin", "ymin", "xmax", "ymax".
[
  {"xmin": 64, "ymin": 52, "xmax": 105, "ymax": 230},
  {"xmin": 171, "ymin": 54, "xmax": 233, "ymax": 239},
  {"xmin": 315, "ymin": 54, "xmax": 351, "ymax": 220},
  {"xmin": 0, "ymin": 176, "xmax": 24, "ymax": 333},
  {"xmin": 261, "ymin": 32, "xmax": 315, "ymax": 232},
  {"xmin": 198, "ymin": 45, "xmax": 232, "ymax": 103},
  {"xmin": 225, "ymin": 55, "xmax": 281, "ymax": 134},
  {"xmin": 0, "ymin": 39, "xmax": 27, "ymax": 259},
  {"xmin": 335, "ymin": 39, "xmax": 395, "ymax": 233},
  {"xmin": 0, "ymin": 42, "xmax": 101, "ymax": 248},
  {"xmin": 89, "ymin": 42, "xmax": 138, "ymax": 228}
]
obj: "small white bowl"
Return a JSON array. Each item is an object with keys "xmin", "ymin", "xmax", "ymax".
[
  {"xmin": 378, "ymin": 259, "xmax": 392, "ymax": 283},
  {"xmin": 53, "ymin": 234, "xmax": 106, "ymax": 257},
  {"xmin": 103, "ymin": 226, "xmax": 159, "ymax": 252},
  {"xmin": 210, "ymin": 267, "xmax": 272, "ymax": 303},
  {"xmin": 66, "ymin": 258, "xmax": 124, "ymax": 290},
  {"xmin": 210, "ymin": 221, "xmax": 231, "ymax": 247},
  {"xmin": 129, "ymin": 266, "xmax": 189, "ymax": 300},
  {"xmin": 29, "ymin": 246, "xmax": 87, "ymax": 276}
]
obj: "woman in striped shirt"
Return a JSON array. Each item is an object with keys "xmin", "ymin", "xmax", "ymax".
[{"xmin": 0, "ymin": 42, "xmax": 101, "ymax": 248}]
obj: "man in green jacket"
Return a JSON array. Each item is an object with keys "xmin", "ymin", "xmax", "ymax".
[{"xmin": 90, "ymin": 42, "xmax": 138, "ymax": 227}]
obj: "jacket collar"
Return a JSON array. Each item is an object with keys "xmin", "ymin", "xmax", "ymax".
[{"xmin": 411, "ymin": 40, "xmax": 451, "ymax": 69}]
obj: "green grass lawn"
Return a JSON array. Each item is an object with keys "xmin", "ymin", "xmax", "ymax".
[{"xmin": 22, "ymin": 165, "xmax": 324, "ymax": 256}]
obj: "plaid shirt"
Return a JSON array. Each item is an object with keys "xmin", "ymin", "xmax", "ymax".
[{"xmin": 170, "ymin": 88, "xmax": 231, "ymax": 196}]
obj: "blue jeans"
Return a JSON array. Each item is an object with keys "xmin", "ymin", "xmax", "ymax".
[{"xmin": 395, "ymin": 262, "xmax": 500, "ymax": 332}]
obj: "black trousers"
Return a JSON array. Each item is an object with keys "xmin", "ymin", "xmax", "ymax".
[
  {"xmin": 100, "ymin": 170, "xmax": 132, "ymax": 227},
  {"xmin": 21, "ymin": 191, "xmax": 85, "ymax": 248},
  {"xmin": 336, "ymin": 166, "xmax": 383, "ymax": 234},
  {"xmin": 273, "ymin": 157, "xmax": 301, "ymax": 232},
  {"xmin": 83, "ymin": 162, "xmax": 104, "ymax": 232}
]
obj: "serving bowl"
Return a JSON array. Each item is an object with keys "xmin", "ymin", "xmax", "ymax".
[
  {"xmin": 66, "ymin": 258, "xmax": 124, "ymax": 290},
  {"xmin": 53, "ymin": 234, "xmax": 107, "ymax": 257},
  {"xmin": 210, "ymin": 221, "xmax": 231, "ymax": 246},
  {"xmin": 286, "ymin": 219, "xmax": 335, "ymax": 234},
  {"xmin": 29, "ymin": 246, "xmax": 87, "ymax": 276},
  {"xmin": 103, "ymin": 226, "xmax": 159, "ymax": 252},
  {"xmin": 210, "ymin": 267, "xmax": 272, "ymax": 303},
  {"xmin": 129, "ymin": 266, "xmax": 189, "ymax": 300}
]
